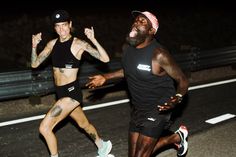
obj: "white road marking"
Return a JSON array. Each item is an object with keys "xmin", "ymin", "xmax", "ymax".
[
  {"xmin": 83, "ymin": 99, "xmax": 129, "ymax": 111},
  {"xmin": 188, "ymin": 78, "xmax": 236, "ymax": 90},
  {"xmin": 0, "ymin": 99, "xmax": 130, "ymax": 127},
  {"xmin": 205, "ymin": 113, "xmax": 236, "ymax": 124},
  {"xmin": 0, "ymin": 115, "xmax": 45, "ymax": 127},
  {"xmin": 0, "ymin": 78, "xmax": 236, "ymax": 127}
]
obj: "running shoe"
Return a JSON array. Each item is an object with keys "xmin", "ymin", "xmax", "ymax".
[
  {"xmin": 175, "ymin": 125, "xmax": 188, "ymax": 156},
  {"xmin": 97, "ymin": 140, "xmax": 112, "ymax": 157}
]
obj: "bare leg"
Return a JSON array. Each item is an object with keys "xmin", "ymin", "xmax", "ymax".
[
  {"xmin": 132, "ymin": 133, "xmax": 157, "ymax": 157},
  {"xmin": 39, "ymin": 98, "xmax": 79, "ymax": 156},
  {"xmin": 128, "ymin": 132, "xmax": 139, "ymax": 157},
  {"xmin": 152, "ymin": 132, "xmax": 180, "ymax": 153},
  {"xmin": 70, "ymin": 106, "xmax": 102, "ymax": 147}
]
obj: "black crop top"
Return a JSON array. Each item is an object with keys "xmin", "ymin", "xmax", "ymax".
[{"xmin": 51, "ymin": 37, "xmax": 80, "ymax": 68}]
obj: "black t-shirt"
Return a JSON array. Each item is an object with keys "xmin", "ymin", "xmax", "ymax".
[{"xmin": 122, "ymin": 39, "xmax": 175, "ymax": 110}]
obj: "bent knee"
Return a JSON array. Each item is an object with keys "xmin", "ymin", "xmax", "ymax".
[{"xmin": 39, "ymin": 122, "xmax": 52, "ymax": 136}]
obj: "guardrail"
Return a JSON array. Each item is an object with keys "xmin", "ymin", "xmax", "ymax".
[
  {"xmin": 173, "ymin": 46, "xmax": 236, "ymax": 72},
  {"xmin": 0, "ymin": 60, "xmax": 122, "ymax": 101},
  {"xmin": 0, "ymin": 46, "xmax": 236, "ymax": 101}
]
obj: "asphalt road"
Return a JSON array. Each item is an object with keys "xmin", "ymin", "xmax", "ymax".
[{"xmin": 0, "ymin": 79, "xmax": 236, "ymax": 157}]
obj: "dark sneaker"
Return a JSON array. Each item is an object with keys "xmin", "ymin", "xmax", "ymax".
[{"xmin": 175, "ymin": 125, "xmax": 188, "ymax": 156}]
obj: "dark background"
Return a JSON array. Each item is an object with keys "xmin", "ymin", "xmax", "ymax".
[{"xmin": 0, "ymin": 0, "xmax": 235, "ymax": 71}]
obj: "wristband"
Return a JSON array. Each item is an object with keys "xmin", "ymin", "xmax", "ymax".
[
  {"xmin": 176, "ymin": 93, "xmax": 183, "ymax": 98},
  {"xmin": 175, "ymin": 93, "xmax": 183, "ymax": 104}
]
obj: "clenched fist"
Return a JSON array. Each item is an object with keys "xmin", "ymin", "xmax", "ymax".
[{"xmin": 32, "ymin": 32, "xmax": 42, "ymax": 48}]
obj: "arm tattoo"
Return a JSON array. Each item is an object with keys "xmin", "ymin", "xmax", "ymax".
[
  {"xmin": 38, "ymin": 55, "xmax": 47, "ymax": 64},
  {"xmin": 50, "ymin": 105, "xmax": 62, "ymax": 117},
  {"xmin": 31, "ymin": 50, "xmax": 37, "ymax": 63},
  {"xmin": 86, "ymin": 44, "xmax": 101, "ymax": 59},
  {"xmin": 31, "ymin": 51, "xmax": 48, "ymax": 65}
]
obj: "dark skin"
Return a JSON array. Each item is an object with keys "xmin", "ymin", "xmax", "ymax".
[{"xmin": 86, "ymin": 14, "xmax": 189, "ymax": 157}]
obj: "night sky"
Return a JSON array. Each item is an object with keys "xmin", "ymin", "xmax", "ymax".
[
  {"xmin": 0, "ymin": 0, "xmax": 235, "ymax": 71},
  {"xmin": 1, "ymin": 0, "xmax": 235, "ymax": 15},
  {"xmin": 0, "ymin": 0, "xmax": 234, "ymax": 26}
]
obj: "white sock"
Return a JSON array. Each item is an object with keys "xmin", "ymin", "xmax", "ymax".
[
  {"xmin": 96, "ymin": 139, "xmax": 103, "ymax": 149},
  {"xmin": 51, "ymin": 153, "xmax": 58, "ymax": 157}
]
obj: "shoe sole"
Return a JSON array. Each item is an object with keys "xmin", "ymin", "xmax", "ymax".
[
  {"xmin": 96, "ymin": 154, "xmax": 114, "ymax": 157},
  {"xmin": 105, "ymin": 141, "xmax": 112, "ymax": 156}
]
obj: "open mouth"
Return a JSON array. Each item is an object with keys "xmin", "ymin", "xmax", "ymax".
[{"xmin": 129, "ymin": 27, "xmax": 138, "ymax": 37}]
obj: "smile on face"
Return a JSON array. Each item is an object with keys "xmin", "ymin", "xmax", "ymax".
[{"xmin": 54, "ymin": 21, "xmax": 72, "ymax": 38}]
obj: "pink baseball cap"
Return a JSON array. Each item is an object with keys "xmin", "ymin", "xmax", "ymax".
[{"xmin": 132, "ymin": 10, "xmax": 159, "ymax": 34}]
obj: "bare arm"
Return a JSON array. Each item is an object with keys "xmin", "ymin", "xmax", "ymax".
[
  {"xmin": 153, "ymin": 48, "xmax": 189, "ymax": 111},
  {"xmin": 103, "ymin": 69, "xmax": 124, "ymax": 80},
  {"xmin": 86, "ymin": 69, "xmax": 124, "ymax": 88},
  {"xmin": 154, "ymin": 48, "xmax": 189, "ymax": 96},
  {"xmin": 84, "ymin": 27, "xmax": 110, "ymax": 63},
  {"xmin": 31, "ymin": 33, "xmax": 54, "ymax": 68}
]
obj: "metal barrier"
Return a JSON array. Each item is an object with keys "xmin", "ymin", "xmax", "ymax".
[
  {"xmin": 193, "ymin": 46, "xmax": 236, "ymax": 71},
  {"xmin": 0, "ymin": 60, "xmax": 122, "ymax": 101},
  {"xmin": 0, "ymin": 46, "xmax": 236, "ymax": 101}
]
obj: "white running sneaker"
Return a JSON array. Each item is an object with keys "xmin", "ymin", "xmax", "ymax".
[
  {"xmin": 97, "ymin": 140, "xmax": 112, "ymax": 157},
  {"xmin": 175, "ymin": 125, "xmax": 188, "ymax": 156}
]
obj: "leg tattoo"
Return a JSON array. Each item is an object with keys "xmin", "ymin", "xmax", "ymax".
[
  {"xmin": 89, "ymin": 133, "xmax": 97, "ymax": 141},
  {"xmin": 50, "ymin": 105, "xmax": 62, "ymax": 117}
]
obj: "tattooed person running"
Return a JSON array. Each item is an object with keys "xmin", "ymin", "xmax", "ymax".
[{"xmin": 31, "ymin": 10, "xmax": 112, "ymax": 157}]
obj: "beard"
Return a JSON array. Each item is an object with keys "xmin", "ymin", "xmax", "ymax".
[{"xmin": 126, "ymin": 29, "xmax": 147, "ymax": 47}]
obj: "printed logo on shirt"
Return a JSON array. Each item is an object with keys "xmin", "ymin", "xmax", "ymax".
[
  {"xmin": 147, "ymin": 117, "xmax": 156, "ymax": 122},
  {"xmin": 137, "ymin": 64, "xmax": 151, "ymax": 72},
  {"xmin": 68, "ymin": 86, "xmax": 75, "ymax": 92}
]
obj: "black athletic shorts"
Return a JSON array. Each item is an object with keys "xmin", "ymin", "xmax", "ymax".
[
  {"xmin": 55, "ymin": 79, "xmax": 83, "ymax": 103},
  {"xmin": 129, "ymin": 107, "xmax": 172, "ymax": 139}
]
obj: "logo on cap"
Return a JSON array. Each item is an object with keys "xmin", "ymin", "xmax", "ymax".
[
  {"xmin": 51, "ymin": 10, "xmax": 71, "ymax": 24},
  {"xmin": 55, "ymin": 14, "xmax": 61, "ymax": 19}
]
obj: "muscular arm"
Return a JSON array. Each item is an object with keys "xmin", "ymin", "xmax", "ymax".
[
  {"xmin": 86, "ymin": 69, "xmax": 124, "ymax": 88},
  {"xmin": 103, "ymin": 69, "xmax": 124, "ymax": 80},
  {"xmin": 153, "ymin": 48, "xmax": 189, "ymax": 96},
  {"xmin": 153, "ymin": 48, "xmax": 189, "ymax": 111}
]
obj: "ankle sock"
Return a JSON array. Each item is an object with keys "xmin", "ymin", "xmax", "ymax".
[
  {"xmin": 96, "ymin": 139, "xmax": 103, "ymax": 149},
  {"xmin": 51, "ymin": 153, "xmax": 58, "ymax": 157}
]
